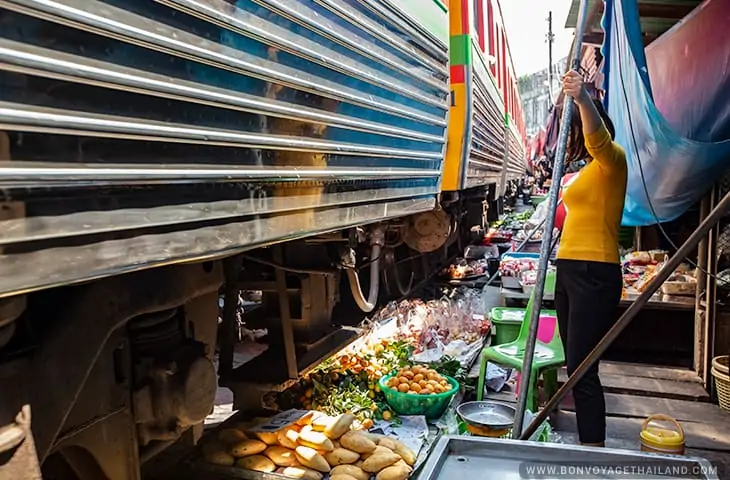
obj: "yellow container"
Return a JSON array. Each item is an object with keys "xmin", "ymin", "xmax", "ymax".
[
  {"xmin": 639, "ymin": 414, "xmax": 685, "ymax": 455},
  {"xmin": 465, "ymin": 424, "xmax": 510, "ymax": 438}
]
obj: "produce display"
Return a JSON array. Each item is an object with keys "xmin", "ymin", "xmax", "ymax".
[
  {"xmin": 621, "ymin": 250, "xmax": 696, "ymax": 301},
  {"xmin": 515, "ymin": 228, "xmax": 543, "ymax": 242},
  {"xmin": 373, "ymin": 294, "xmax": 490, "ymax": 354},
  {"xmin": 520, "ymin": 270, "xmax": 537, "ymax": 287},
  {"xmin": 273, "ymin": 338, "xmax": 412, "ymax": 428},
  {"xmin": 443, "ymin": 258, "xmax": 488, "ymax": 279},
  {"xmin": 483, "ymin": 227, "xmax": 513, "ymax": 244},
  {"xmin": 379, "ymin": 368, "xmax": 458, "ymax": 419},
  {"xmin": 271, "ymin": 292, "xmax": 487, "ymax": 426},
  {"xmin": 384, "ymin": 365, "xmax": 452, "ymax": 395},
  {"xmin": 491, "ymin": 209, "xmax": 534, "ymax": 231},
  {"xmin": 200, "ymin": 410, "xmax": 417, "ymax": 480},
  {"xmin": 499, "ymin": 256, "xmax": 538, "ymax": 289},
  {"xmin": 519, "ymin": 267, "xmax": 560, "ymax": 295}
]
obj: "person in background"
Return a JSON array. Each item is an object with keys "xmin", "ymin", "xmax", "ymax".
[{"xmin": 555, "ymin": 70, "xmax": 628, "ymax": 447}]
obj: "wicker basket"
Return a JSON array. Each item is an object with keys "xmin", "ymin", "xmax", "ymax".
[{"xmin": 711, "ymin": 356, "xmax": 730, "ymax": 411}]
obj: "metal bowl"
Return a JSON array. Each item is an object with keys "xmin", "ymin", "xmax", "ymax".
[{"xmin": 457, "ymin": 401, "xmax": 516, "ymax": 430}]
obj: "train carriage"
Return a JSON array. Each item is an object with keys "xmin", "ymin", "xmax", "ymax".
[{"xmin": 443, "ymin": 0, "xmax": 526, "ymax": 194}]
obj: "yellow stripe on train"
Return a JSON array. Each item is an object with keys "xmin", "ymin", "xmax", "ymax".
[{"xmin": 442, "ymin": 82, "xmax": 467, "ymax": 192}]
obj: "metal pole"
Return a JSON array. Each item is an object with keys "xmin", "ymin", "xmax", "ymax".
[
  {"xmin": 520, "ymin": 189, "xmax": 730, "ymax": 440},
  {"xmin": 694, "ymin": 194, "xmax": 710, "ymax": 381},
  {"xmin": 511, "ymin": 0, "xmax": 590, "ymax": 439},
  {"xmin": 547, "ymin": 11, "xmax": 555, "ymax": 102},
  {"xmin": 498, "ymin": 121, "xmax": 511, "ymax": 215},
  {"xmin": 219, "ymin": 255, "xmax": 242, "ymax": 374},
  {"xmin": 274, "ymin": 246, "xmax": 299, "ymax": 379}
]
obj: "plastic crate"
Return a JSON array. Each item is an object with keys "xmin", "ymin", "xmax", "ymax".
[
  {"xmin": 490, "ymin": 307, "xmax": 558, "ymax": 345},
  {"xmin": 499, "ymin": 252, "xmax": 540, "ymax": 289}
]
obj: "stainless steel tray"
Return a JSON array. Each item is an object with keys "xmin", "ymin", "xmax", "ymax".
[{"xmin": 415, "ymin": 436, "xmax": 719, "ymax": 480}]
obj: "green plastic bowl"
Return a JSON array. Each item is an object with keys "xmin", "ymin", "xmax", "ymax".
[{"xmin": 378, "ymin": 373, "xmax": 459, "ymax": 419}]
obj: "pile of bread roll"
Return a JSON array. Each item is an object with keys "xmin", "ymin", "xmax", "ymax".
[{"xmin": 201, "ymin": 411, "xmax": 416, "ymax": 480}]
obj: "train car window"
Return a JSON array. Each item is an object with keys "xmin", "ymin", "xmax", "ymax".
[
  {"xmin": 471, "ymin": 0, "xmax": 480, "ymax": 40},
  {"xmin": 473, "ymin": 0, "xmax": 485, "ymax": 52},
  {"xmin": 501, "ymin": 32, "xmax": 507, "ymax": 95},
  {"xmin": 486, "ymin": 1, "xmax": 495, "ymax": 75}
]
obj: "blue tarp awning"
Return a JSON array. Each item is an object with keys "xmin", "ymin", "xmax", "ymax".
[{"xmin": 602, "ymin": 0, "xmax": 730, "ymax": 226}]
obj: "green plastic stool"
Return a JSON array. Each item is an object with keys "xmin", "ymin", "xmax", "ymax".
[{"xmin": 477, "ymin": 271, "xmax": 565, "ymax": 412}]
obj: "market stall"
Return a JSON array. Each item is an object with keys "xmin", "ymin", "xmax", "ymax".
[
  {"xmin": 621, "ymin": 250, "xmax": 697, "ymax": 307},
  {"xmin": 188, "ymin": 285, "xmax": 499, "ymax": 479},
  {"xmin": 185, "ymin": 280, "xmax": 718, "ymax": 480},
  {"xmin": 177, "ymin": 230, "xmax": 722, "ymax": 480},
  {"xmin": 496, "ymin": 231, "xmax": 698, "ymax": 312}
]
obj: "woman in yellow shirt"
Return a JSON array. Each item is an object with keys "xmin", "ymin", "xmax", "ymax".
[{"xmin": 556, "ymin": 70, "xmax": 628, "ymax": 446}]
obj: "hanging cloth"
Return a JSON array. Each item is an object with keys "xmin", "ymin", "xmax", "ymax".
[{"xmin": 601, "ymin": 0, "xmax": 730, "ymax": 226}]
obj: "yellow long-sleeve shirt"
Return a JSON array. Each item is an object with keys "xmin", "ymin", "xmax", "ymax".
[{"xmin": 556, "ymin": 124, "xmax": 628, "ymax": 264}]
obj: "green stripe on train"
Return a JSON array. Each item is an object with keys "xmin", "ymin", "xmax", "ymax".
[
  {"xmin": 450, "ymin": 35, "xmax": 472, "ymax": 66},
  {"xmin": 393, "ymin": 0, "xmax": 449, "ymax": 43}
]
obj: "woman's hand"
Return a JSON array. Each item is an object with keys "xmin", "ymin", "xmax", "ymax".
[{"xmin": 562, "ymin": 70, "xmax": 590, "ymax": 105}]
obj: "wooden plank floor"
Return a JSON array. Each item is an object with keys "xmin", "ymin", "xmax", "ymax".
[
  {"xmin": 481, "ymin": 361, "xmax": 730, "ymax": 477},
  {"xmin": 557, "ymin": 361, "xmax": 710, "ymax": 402},
  {"xmin": 596, "ymin": 360, "xmax": 704, "ymax": 383}
]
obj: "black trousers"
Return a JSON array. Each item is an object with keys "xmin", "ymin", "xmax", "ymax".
[{"xmin": 555, "ymin": 259, "xmax": 623, "ymax": 444}]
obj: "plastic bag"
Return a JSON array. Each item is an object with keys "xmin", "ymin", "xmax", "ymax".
[
  {"xmin": 525, "ymin": 200, "xmax": 549, "ymax": 231},
  {"xmin": 523, "ymin": 410, "xmax": 552, "ymax": 442},
  {"xmin": 485, "ymin": 363, "xmax": 511, "ymax": 393}
]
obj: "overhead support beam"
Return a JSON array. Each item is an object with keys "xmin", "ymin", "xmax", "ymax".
[
  {"xmin": 564, "ymin": 0, "xmax": 605, "ymax": 71},
  {"xmin": 637, "ymin": 3, "xmax": 697, "ymax": 20},
  {"xmin": 583, "ymin": 32, "xmax": 605, "ymax": 46},
  {"xmin": 565, "ymin": 0, "xmax": 700, "ymax": 28},
  {"xmin": 581, "ymin": 31, "xmax": 657, "ymax": 47}
]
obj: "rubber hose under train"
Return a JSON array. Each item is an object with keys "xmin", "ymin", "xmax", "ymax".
[{"xmin": 347, "ymin": 226, "xmax": 384, "ymax": 313}]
